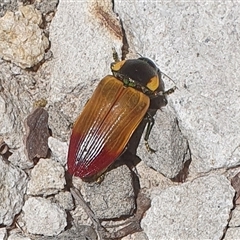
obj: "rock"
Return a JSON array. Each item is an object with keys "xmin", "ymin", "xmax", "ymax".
[
  {"xmin": 47, "ymin": 104, "xmax": 72, "ymax": 142},
  {"xmin": 22, "ymin": 197, "xmax": 67, "ymax": 236},
  {"xmin": 137, "ymin": 109, "xmax": 190, "ymax": 179},
  {"xmin": 0, "ymin": 157, "xmax": 28, "ymax": 226},
  {"xmin": 0, "ymin": 94, "xmax": 15, "ymax": 135},
  {"xmin": 141, "ymin": 174, "xmax": 235, "ymax": 239},
  {"xmin": 0, "ymin": 61, "xmax": 47, "ymax": 145},
  {"xmin": 54, "ymin": 191, "xmax": 74, "ymax": 211},
  {"xmin": 224, "ymin": 227, "xmax": 240, "ymax": 240},
  {"xmin": 0, "ymin": 0, "xmax": 18, "ymax": 17},
  {"xmin": 8, "ymin": 229, "xmax": 31, "ymax": 240},
  {"xmin": 24, "ymin": 107, "xmax": 50, "ymax": 161},
  {"xmin": 48, "ymin": 137, "xmax": 68, "ymax": 166},
  {"xmin": 0, "ymin": 5, "xmax": 49, "ymax": 69},
  {"xmin": 81, "ymin": 164, "xmax": 135, "ymax": 219},
  {"xmin": 70, "ymin": 205, "xmax": 92, "ymax": 227},
  {"xmin": 136, "ymin": 161, "xmax": 174, "ymax": 193},
  {"xmin": 122, "ymin": 232, "xmax": 149, "ymax": 240},
  {"xmin": 35, "ymin": 0, "xmax": 59, "ymax": 16},
  {"xmin": 27, "ymin": 158, "xmax": 66, "ymax": 196},
  {"xmin": 228, "ymin": 205, "xmax": 240, "ymax": 227},
  {"xmin": 29, "ymin": 225, "xmax": 97, "ymax": 240},
  {"xmin": 8, "ymin": 145, "xmax": 34, "ymax": 170},
  {"xmin": 0, "ymin": 227, "xmax": 7, "ymax": 240}
]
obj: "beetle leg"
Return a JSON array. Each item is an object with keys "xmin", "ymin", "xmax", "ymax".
[
  {"xmin": 164, "ymin": 86, "xmax": 177, "ymax": 96},
  {"xmin": 96, "ymin": 174, "xmax": 105, "ymax": 184},
  {"xmin": 144, "ymin": 112, "xmax": 156, "ymax": 153},
  {"xmin": 70, "ymin": 188, "xmax": 105, "ymax": 240},
  {"xmin": 112, "ymin": 47, "xmax": 120, "ymax": 62}
]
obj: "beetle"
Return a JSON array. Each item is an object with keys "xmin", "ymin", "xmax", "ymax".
[{"xmin": 67, "ymin": 50, "xmax": 176, "ymax": 181}]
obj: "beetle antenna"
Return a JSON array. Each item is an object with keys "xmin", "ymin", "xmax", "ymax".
[
  {"xmin": 164, "ymin": 86, "xmax": 177, "ymax": 96},
  {"xmin": 136, "ymin": 52, "xmax": 143, "ymax": 58},
  {"xmin": 161, "ymin": 71, "xmax": 176, "ymax": 86}
]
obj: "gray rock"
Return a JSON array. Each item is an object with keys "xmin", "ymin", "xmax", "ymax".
[
  {"xmin": 35, "ymin": 0, "xmax": 59, "ymax": 15},
  {"xmin": 70, "ymin": 204, "xmax": 92, "ymax": 227},
  {"xmin": 0, "ymin": 0, "xmax": 18, "ymax": 17},
  {"xmin": 0, "ymin": 157, "xmax": 28, "ymax": 226},
  {"xmin": 0, "ymin": 93, "xmax": 15, "ymax": 135},
  {"xmin": 137, "ymin": 109, "xmax": 190, "ymax": 179},
  {"xmin": 47, "ymin": 105, "xmax": 72, "ymax": 142},
  {"xmin": 8, "ymin": 145, "xmax": 34, "ymax": 170},
  {"xmin": 48, "ymin": 137, "xmax": 68, "ymax": 166},
  {"xmin": 224, "ymin": 205, "xmax": 240, "ymax": 240},
  {"xmin": 228, "ymin": 205, "xmax": 240, "ymax": 227},
  {"xmin": 141, "ymin": 174, "xmax": 235, "ymax": 239},
  {"xmin": 0, "ymin": 227, "xmax": 7, "ymax": 240},
  {"xmin": 0, "ymin": 52, "xmax": 51, "ymax": 155},
  {"xmin": 82, "ymin": 164, "xmax": 135, "ymax": 219},
  {"xmin": 31, "ymin": 225, "xmax": 97, "ymax": 240},
  {"xmin": 136, "ymin": 161, "xmax": 174, "ymax": 193},
  {"xmin": 8, "ymin": 229, "xmax": 31, "ymax": 240},
  {"xmin": 122, "ymin": 232, "xmax": 149, "ymax": 240},
  {"xmin": 54, "ymin": 191, "xmax": 74, "ymax": 211},
  {"xmin": 22, "ymin": 197, "xmax": 67, "ymax": 236},
  {"xmin": 27, "ymin": 158, "xmax": 66, "ymax": 196},
  {"xmin": 224, "ymin": 227, "xmax": 240, "ymax": 240}
]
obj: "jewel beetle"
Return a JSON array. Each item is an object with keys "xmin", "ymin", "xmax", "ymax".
[{"xmin": 67, "ymin": 50, "xmax": 176, "ymax": 181}]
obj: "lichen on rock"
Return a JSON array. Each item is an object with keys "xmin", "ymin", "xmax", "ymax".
[{"xmin": 0, "ymin": 5, "xmax": 49, "ymax": 69}]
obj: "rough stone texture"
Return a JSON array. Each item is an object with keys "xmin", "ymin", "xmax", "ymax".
[
  {"xmin": 136, "ymin": 161, "xmax": 175, "ymax": 194},
  {"xmin": 141, "ymin": 174, "xmax": 235, "ymax": 240},
  {"xmin": 113, "ymin": 1, "xmax": 240, "ymax": 175},
  {"xmin": 70, "ymin": 205, "xmax": 92, "ymax": 227},
  {"xmin": 231, "ymin": 171, "xmax": 240, "ymax": 203},
  {"xmin": 0, "ymin": 227, "xmax": 7, "ymax": 240},
  {"xmin": 81, "ymin": 164, "xmax": 135, "ymax": 219},
  {"xmin": 0, "ymin": 0, "xmax": 18, "ymax": 17},
  {"xmin": 48, "ymin": 136, "xmax": 68, "ymax": 166},
  {"xmin": 22, "ymin": 197, "xmax": 67, "ymax": 236},
  {"xmin": 47, "ymin": 104, "xmax": 72, "ymax": 142},
  {"xmin": 224, "ymin": 227, "xmax": 240, "ymax": 240},
  {"xmin": 30, "ymin": 225, "xmax": 97, "ymax": 240},
  {"xmin": 137, "ymin": 109, "xmax": 190, "ymax": 179},
  {"xmin": 0, "ymin": 61, "xmax": 50, "ymax": 147},
  {"xmin": 8, "ymin": 229, "xmax": 31, "ymax": 240},
  {"xmin": 0, "ymin": 157, "xmax": 28, "ymax": 226},
  {"xmin": 0, "ymin": 5, "xmax": 49, "ymax": 69},
  {"xmin": 122, "ymin": 232, "xmax": 149, "ymax": 240},
  {"xmin": 228, "ymin": 205, "xmax": 240, "ymax": 227},
  {"xmin": 49, "ymin": 0, "xmax": 122, "ymax": 113},
  {"xmin": 54, "ymin": 191, "xmax": 74, "ymax": 211},
  {"xmin": 35, "ymin": 0, "xmax": 59, "ymax": 16},
  {"xmin": 0, "ymin": 92, "xmax": 16, "ymax": 135},
  {"xmin": 8, "ymin": 145, "xmax": 34, "ymax": 170},
  {"xmin": 24, "ymin": 107, "xmax": 50, "ymax": 161},
  {"xmin": 27, "ymin": 158, "xmax": 66, "ymax": 196}
]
